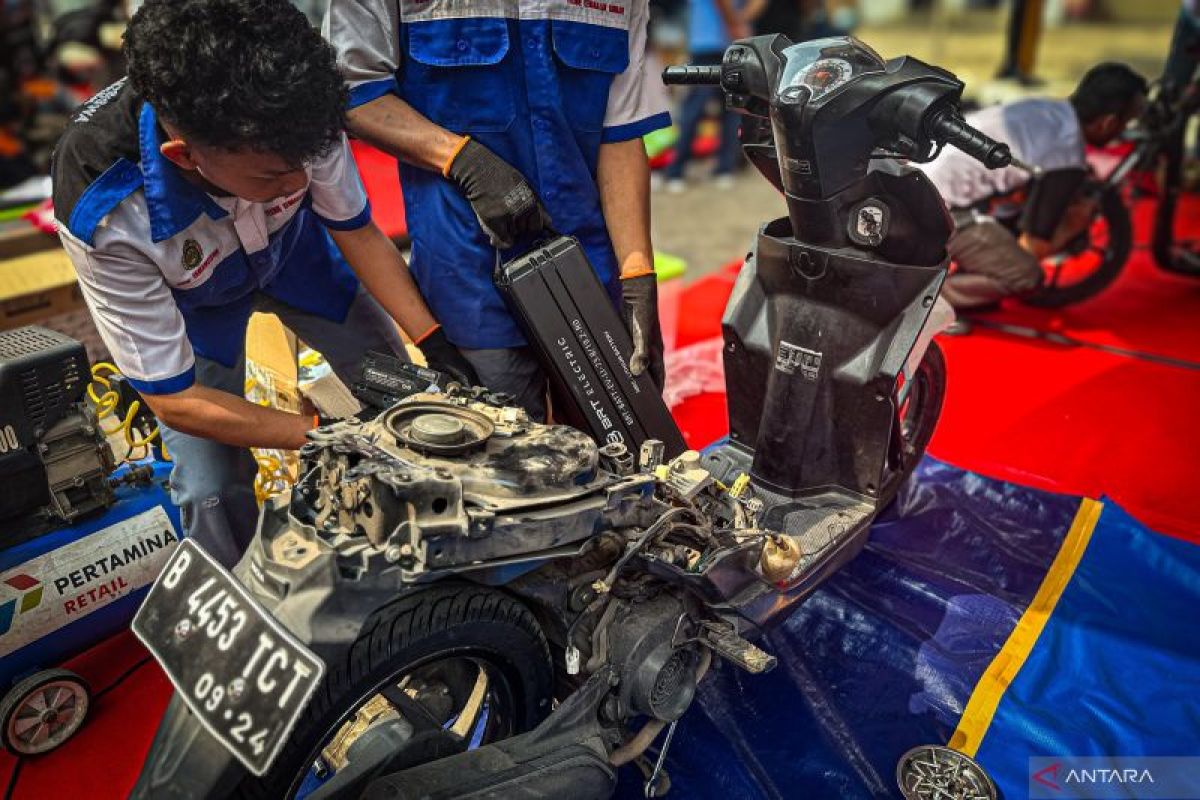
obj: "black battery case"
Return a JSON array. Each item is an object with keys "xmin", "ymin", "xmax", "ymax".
[{"xmin": 496, "ymin": 236, "xmax": 687, "ymax": 458}]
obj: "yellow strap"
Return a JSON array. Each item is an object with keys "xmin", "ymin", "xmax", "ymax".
[{"xmin": 949, "ymin": 497, "xmax": 1104, "ymax": 757}]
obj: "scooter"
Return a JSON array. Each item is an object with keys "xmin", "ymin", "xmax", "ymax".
[{"xmin": 129, "ymin": 35, "xmax": 1011, "ymax": 800}]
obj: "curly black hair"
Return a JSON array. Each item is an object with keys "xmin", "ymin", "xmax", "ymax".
[{"xmin": 124, "ymin": 0, "xmax": 347, "ymax": 165}]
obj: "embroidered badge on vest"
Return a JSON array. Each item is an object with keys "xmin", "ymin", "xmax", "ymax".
[{"xmin": 182, "ymin": 239, "xmax": 202, "ymax": 270}]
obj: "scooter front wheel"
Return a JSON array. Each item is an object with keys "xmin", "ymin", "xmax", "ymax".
[
  {"xmin": 232, "ymin": 583, "xmax": 554, "ymax": 800},
  {"xmin": 878, "ymin": 341, "xmax": 946, "ymax": 510}
]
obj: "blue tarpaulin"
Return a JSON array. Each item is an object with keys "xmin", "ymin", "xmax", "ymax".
[{"xmin": 617, "ymin": 459, "xmax": 1200, "ymax": 799}]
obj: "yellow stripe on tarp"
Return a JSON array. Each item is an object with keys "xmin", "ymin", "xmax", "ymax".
[{"xmin": 949, "ymin": 497, "xmax": 1104, "ymax": 757}]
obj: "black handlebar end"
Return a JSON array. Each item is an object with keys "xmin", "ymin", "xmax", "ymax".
[
  {"xmin": 929, "ymin": 111, "xmax": 1014, "ymax": 170},
  {"xmin": 662, "ymin": 65, "xmax": 723, "ymax": 86},
  {"xmin": 982, "ymin": 142, "xmax": 1013, "ymax": 169}
]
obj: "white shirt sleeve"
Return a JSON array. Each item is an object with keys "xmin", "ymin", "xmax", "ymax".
[
  {"xmin": 59, "ymin": 227, "xmax": 196, "ymax": 394},
  {"xmin": 308, "ymin": 133, "xmax": 372, "ymax": 230},
  {"xmin": 602, "ymin": 1, "xmax": 672, "ymax": 142},
  {"xmin": 323, "ymin": 0, "xmax": 402, "ymax": 109}
]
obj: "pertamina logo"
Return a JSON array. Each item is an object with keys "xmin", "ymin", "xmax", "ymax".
[{"xmin": 0, "ymin": 575, "xmax": 44, "ymax": 636}]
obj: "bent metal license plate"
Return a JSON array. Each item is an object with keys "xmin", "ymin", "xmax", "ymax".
[{"xmin": 132, "ymin": 538, "xmax": 324, "ymax": 776}]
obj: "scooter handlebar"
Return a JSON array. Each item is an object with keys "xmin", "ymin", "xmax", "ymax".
[
  {"xmin": 927, "ymin": 110, "xmax": 1013, "ymax": 169},
  {"xmin": 663, "ymin": 65, "xmax": 723, "ymax": 86}
]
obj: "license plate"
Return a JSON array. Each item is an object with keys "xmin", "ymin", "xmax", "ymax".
[{"xmin": 132, "ymin": 538, "xmax": 324, "ymax": 776}]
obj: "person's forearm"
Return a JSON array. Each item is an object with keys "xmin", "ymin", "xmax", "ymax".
[
  {"xmin": 713, "ymin": 0, "xmax": 743, "ymax": 34},
  {"xmin": 597, "ymin": 138, "xmax": 655, "ymax": 278},
  {"xmin": 742, "ymin": 0, "xmax": 769, "ymax": 22},
  {"xmin": 143, "ymin": 385, "xmax": 313, "ymax": 450},
  {"xmin": 347, "ymin": 94, "xmax": 463, "ymax": 173},
  {"xmin": 1019, "ymin": 233, "xmax": 1055, "ymax": 260},
  {"xmin": 329, "ymin": 222, "xmax": 437, "ymax": 339},
  {"xmin": 1021, "ymin": 223, "xmax": 1082, "ymax": 259}
]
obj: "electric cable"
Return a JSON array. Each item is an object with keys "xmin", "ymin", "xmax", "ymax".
[{"xmin": 3, "ymin": 758, "xmax": 21, "ymax": 800}]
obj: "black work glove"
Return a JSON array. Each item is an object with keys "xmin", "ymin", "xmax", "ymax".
[
  {"xmin": 445, "ymin": 138, "xmax": 552, "ymax": 249},
  {"xmin": 619, "ymin": 273, "xmax": 665, "ymax": 390},
  {"xmin": 418, "ymin": 327, "xmax": 481, "ymax": 388}
]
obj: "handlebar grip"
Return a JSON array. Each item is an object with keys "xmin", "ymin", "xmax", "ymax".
[
  {"xmin": 662, "ymin": 65, "xmax": 723, "ymax": 86},
  {"xmin": 928, "ymin": 111, "xmax": 1013, "ymax": 169}
]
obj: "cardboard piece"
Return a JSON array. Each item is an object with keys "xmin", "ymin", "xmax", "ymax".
[
  {"xmin": 0, "ymin": 248, "xmax": 86, "ymax": 331},
  {"xmin": 244, "ymin": 312, "xmax": 301, "ymax": 497}
]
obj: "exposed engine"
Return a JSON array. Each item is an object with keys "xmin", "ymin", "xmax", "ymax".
[{"xmin": 231, "ymin": 386, "xmax": 814, "ymax": 796}]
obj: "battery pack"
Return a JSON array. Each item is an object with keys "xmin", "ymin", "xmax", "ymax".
[{"xmin": 497, "ymin": 236, "xmax": 686, "ymax": 457}]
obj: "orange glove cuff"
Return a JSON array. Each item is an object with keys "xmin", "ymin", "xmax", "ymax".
[
  {"xmin": 620, "ymin": 268, "xmax": 656, "ymax": 281},
  {"xmin": 414, "ymin": 322, "xmax": 442, "ymax": 345},
  {"xmin": 441, "ymin": 135, "xmax": 472, "ymax": 178}
]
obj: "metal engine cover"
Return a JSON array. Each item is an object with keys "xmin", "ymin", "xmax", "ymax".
[{"xmin": 298, "ymin": 394, "xmax": 645, "ymax": 578}]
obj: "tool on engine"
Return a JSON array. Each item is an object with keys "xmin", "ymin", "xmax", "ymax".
[
  {"xmin": 351, "ymin": 351, "xmax": 448, "ymax": 416},
  {"xmin": 496, "ymin": 235, "xmax": 687, "ymax": 457}
]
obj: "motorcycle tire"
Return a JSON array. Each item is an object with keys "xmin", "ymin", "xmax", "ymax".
[
  {"xmin": 234, "ymin": 583, "xmax": 554, "ymax": 799},
  {"xmin": 878, "ymin": 340, "xmax": 946, "ymax": 511},
  {"xmin": 1021, "ymin": 187, "xmax": 1132, "ymax": 308}
]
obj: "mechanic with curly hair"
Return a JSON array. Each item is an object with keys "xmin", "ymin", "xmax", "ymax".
[{"xmin": 51, "ymin": 0, "xmax": 478, "ymax": 566}]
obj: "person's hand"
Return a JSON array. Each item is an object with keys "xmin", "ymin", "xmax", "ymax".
[
  {"xmin": 444, "ymin": 137, "xmax": 552, "ymax": 249},
  {"xmin": 620, "ymin": 273, "xmax": 665, "ymax": 389},
  {"xmin": 1052, "ymin": 196, "xmax": 1099, "ymax": 250},
  {"xmin": 729, "ymin": 16, "xmax": 752, "ymax": 40},
  {"xmin": 417, "ymin": 326, "xmax": 481, "ymax": 387}
]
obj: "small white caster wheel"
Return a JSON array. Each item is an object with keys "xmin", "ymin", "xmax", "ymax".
[{"xmin": 0, "ymin": 668, "xmax": 91, "ymax": 755}]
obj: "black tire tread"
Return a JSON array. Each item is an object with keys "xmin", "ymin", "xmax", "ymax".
[{"xmin": 236, "ymin": 583, "xmax": 551, "ymax": 799}]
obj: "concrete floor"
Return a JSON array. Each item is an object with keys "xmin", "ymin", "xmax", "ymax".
[{"xmin": 650, "ymin": 10, "xmax": 1176, "ymax": 281}]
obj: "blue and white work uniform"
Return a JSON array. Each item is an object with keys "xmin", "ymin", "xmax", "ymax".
[
  {"xmin": 324, "ymin": 0, "xmax": 670, "ymax": 412},
  {"xmin": 52, "ymin": 79, "xmax": 406, "ymax": 566}
]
